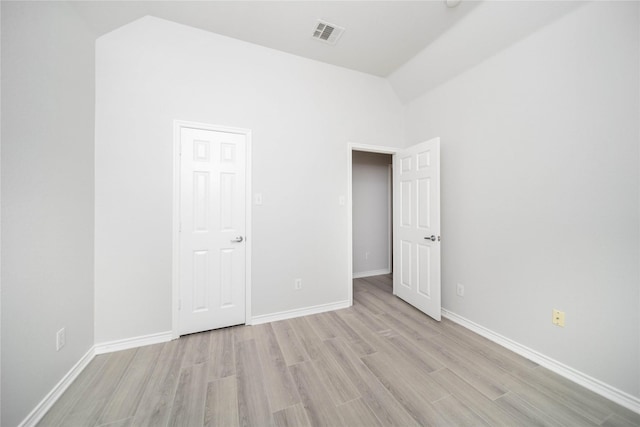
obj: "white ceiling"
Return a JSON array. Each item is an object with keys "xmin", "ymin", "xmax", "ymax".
[
  {"xmin": 70, "ymin": 0, "xmax": 482, "ymax": 77},
  {"xmin": 70, "ymin": 0, "xmax": 582, "ymax": 90}
]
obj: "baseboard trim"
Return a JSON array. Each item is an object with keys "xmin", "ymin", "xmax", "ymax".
[
  {"xmin": 19, "ymin": 331, "xmax": 174, "ymax": 426},
  {"xmin": 251, "ymin": 300, "xmax": 351, "ymax": 325},
  {"xmin": 18, "ymin": 346, "xmax": 96, "ymax": 427},
  {"xmin": 94, "ymin": 331, "xmax": 173, "ymax": 355},
  {"xmin": 353, "ymin": 269, "xmax": 391, "ymax": 279},
  {"xmin": 441, "ymin": 308, "xmax": 640, "ymax": 415}
]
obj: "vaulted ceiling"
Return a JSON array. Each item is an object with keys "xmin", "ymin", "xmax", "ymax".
[
  {"xmin": 71, "ymin": 0, "xmax": 482, "ymax": 77},
  {"xmin": 70, "ymin": 1, "xmax": 581, "ymax": 99}
]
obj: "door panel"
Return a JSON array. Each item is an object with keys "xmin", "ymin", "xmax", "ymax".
[
  {"xmin": 401, "ymin": 181, "xmax": 412, "ymax": 227},
  {"xmin": 393, "ymin": 138, "xmax": 441, "ymax": 321},
  {"xmin": 179, "ymin": 127, "xmax": 246, "ymax": 335},
  {"xmin": 400, "ymin": 240, "xmax": 412, "ymax": 289},
  {"xmin": 417, "ymin": 178, "xmax": 431, "ymax": 229},
  {"xmin": 417, "ymin": 244, "xmax": 431, "ymax": 298}
]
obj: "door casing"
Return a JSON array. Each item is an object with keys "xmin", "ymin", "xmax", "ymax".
[{"xmin": 172, "ymin": 120, "xmax": 252, "ymax": 339}]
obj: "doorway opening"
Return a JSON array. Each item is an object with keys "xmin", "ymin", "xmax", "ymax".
[
  {"xmin": 351, "ymin": 150, "xmax": 393, "ymax": 295},
  {"xmin": 347, "ymin": 138, "xmax": 441, "ymax": 321},
  {"xmin": 347, "ymin": 143, "xmax": 398, "ymax": 306}
]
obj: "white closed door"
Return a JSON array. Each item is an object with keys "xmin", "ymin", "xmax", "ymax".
[
  {"xmin": 393, "ymin": 138, "xmax": 441, "ymax": 321},
  {"xmin": 179, "ymin": 126, "xmax": 246, "ymax": 335}
]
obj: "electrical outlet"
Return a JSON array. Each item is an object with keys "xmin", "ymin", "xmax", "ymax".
[
  {"xmin": 552, "ymin": 309, "xmax": 565, "ymax": 327},
  {"xmin": 56, "ymin": 328, "xmax": 66, "ymax": 351},
  {"xmin": 294, "ymin": 278, "xmax": 302, "ymax": 290},
  {"xmin": 456, "ymin": 283, "xmax": 465, "ymax": 297}
]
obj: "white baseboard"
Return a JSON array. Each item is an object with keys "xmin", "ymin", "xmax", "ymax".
[
  {"xmin": 18, "ymin": 346, "xmax": 96, "ymax": 427},
  {"xmin": 94, "ymin": 331, "xmax": 173, "ymax": 355},
  {"xmin": 250, "ymin": 300, "xmax": 351, "ymax": 325},
  {"xmin": 442, "ymin": 309, "xmax": 640, "ymax": 415},
  {"xmin": 353, "ymin": 269, "xmax": 391, "ymax": 279},
  {"xmin": 19, "ymin": 330, "xmax": 175, "ymax": 426}
]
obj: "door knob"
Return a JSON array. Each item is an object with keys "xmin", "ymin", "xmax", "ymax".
[
  {"xmin": 231, "ymin": 236, "xmax": 244, "ymax": 243},
  {"xmin": 424, "ymin": 235, "xmax": 436, "ymax": 241}
]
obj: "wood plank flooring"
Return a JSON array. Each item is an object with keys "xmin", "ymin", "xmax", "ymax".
[{"xmin": 38, "ymin": 275, "xmax": 639, "ymax": 426}]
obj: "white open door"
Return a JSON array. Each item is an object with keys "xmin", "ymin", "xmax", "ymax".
[
  {"xmin": 178, "ymin": 126, "xmax": 246, "ymax": 335},
  {"xmin": 393, "ymin": 138, "xmax": 441, "ymax": 321}
]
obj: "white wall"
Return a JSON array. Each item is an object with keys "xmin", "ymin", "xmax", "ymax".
[
  {"xmin": 403, "ymin": 1, "xmax": 639, "ymax": 398},
  {"xmin": 1, "ymin": 2, "xmax": 95, "ymax": 426},
  {"xmin": 352, "ymin": 151, "xmax": 392, "ymax": 276},
  {"xmin": 94, "ymin": 16, "xmax": 403, "ymax": 342}
]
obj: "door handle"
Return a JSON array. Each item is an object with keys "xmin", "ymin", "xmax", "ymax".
[
  {"xmin": 424, "ymin": 235, "xmax": 436, "ymax": 241},
  {"xmin": 231, "ymin": 236, "xmax": 244, "ymax": 243}
]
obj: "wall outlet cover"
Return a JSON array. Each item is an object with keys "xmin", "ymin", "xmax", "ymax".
[
  {"xmin": 552, "ymin": 309, "xmax": 566, "ymax": 327},
  {"xmin": 56, "ymin": 328, "xmax": 66, "ymax": 351}
]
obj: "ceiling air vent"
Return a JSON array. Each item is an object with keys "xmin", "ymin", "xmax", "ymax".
[{"xmin": 312, "ymin": 20, "xmax": 345, "ymax": 45}]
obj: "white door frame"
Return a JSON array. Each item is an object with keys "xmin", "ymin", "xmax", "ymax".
[
  {"xmin": 172, "ymin": 120, "xmax": 252, "ymax": 339},
  {"xmin": 347, "ymin": 143, "xmax": 399, "ymax": 306}
]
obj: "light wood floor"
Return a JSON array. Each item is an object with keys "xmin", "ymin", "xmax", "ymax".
[{"xmin": 39, "ymin": 275, "xmax": 639, "ymax": 427}]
